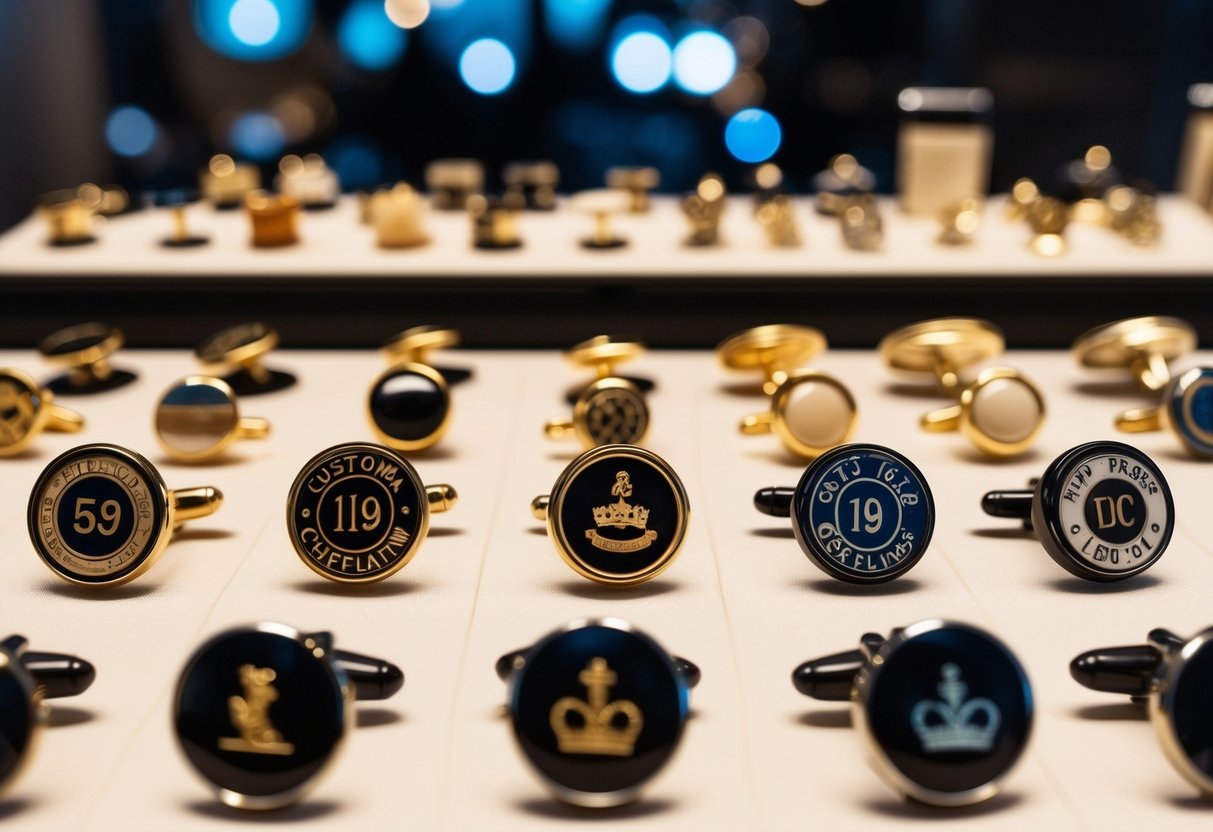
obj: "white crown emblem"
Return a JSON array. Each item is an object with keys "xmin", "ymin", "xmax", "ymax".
[{"xmin": 910, "ymin": 664, "xmax": 1000, "ymax": 754}]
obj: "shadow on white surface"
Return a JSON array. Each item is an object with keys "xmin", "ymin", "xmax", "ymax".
[
  {"xmin": 512, "ymin": 796, "xmax": 679, "ymax": 821},
  {"xmin": 0, "ymin": 799, "xmax": 38, "ymax": 821},
  {"xmin": 969, "ymin": 527, "xmax": 1035, "ymax": 540},
  {"xmin": 47, "ymin": 706, "xmax": 96, "ymax": 728},
  {"xmin": 949, "ymin": 446, "xmax": 1044, "ymax": 466},
  {"xmin": 717, "ymin": 381, "xmax": 766, "ymax": 398},
  {"xmin": 356, "ymin": 707, "xmax": 404, "ymax": 729},
  {"xmin": 749, "ymin": 527, "xmax": 794, "ymax": 540},
  {"xmin": 1167, "ymin": 794, "xmax": 1213, "ymax": 811},
  {"xmin": 184, "ymin": 799, "xmax": 342, "ymax": 823},
  {"xmin": 1070, "ymin": 381, "xmax": 1149, "ymax": 399},
  {"xmin": 793, "ymin": 709, "xmax": 851, "ymax": 729},
  {"xmin": 864, "ymin": 790, "xmax": 1025, "ymax": 819},
  {"xmin": 802, "ymin": 578, "xmax": 924, "ymax": 597},
  {"xmin": 743, "ymin": 450, "xmax": 807, "ymax": 468},
  {"xmin": 427, "ymin": 527, "xmax": 466, "ymax": 538},
  {"xmin": 1072, "ymin": 703, "xmax": 1148, "ymax": 721},
  {"xmin": 1047, "ymin": 575, "xmax": 1163, "ymax": 594},
  {"xmin": 404, "ymin": 446, "xmax": 459, "ymax": 462},
  {"xmin": 174, "ymin": 528, "xmax": 239, "ymax": 542},
  {"xmin": 289, "ymin": 579, "xmax": 426, "ymax": 598},
  {"xmin": 882, "ymin": 382, "xmax": 951, "ymax": 400},
  {"xmin": 552, "ymin": 579, "xmax": 680, "ymax": 601},
  {"xmin": 40, "ymin": 580, "xmax": 158, "ymax": 601}
]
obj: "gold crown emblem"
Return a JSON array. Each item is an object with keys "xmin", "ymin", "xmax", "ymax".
[
  {"xmin": 549, "ymin": 658, "xmax": 643, "ymax": 757},
  {"xmin": 217, "ymin": 664, "xmax": 296, "ymax": 756},
  {"xmin": 586, "ymin": 471, "xmax": 657, "ymax": 552}
]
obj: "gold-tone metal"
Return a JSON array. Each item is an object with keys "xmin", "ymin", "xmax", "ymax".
[
  {"xmin": 370, "ymin": 183, "xmax": 429, "ymax": 249},
  {"xmin": 878, "ymin": 317, "xmax": 1005, "ymax": 393},
  {"xmin": 918, "ymin": 367, "xmax": 1046, "ymax": 457},
  {"xmin": 1114, "ymin": 407, "xmax": 1163, "ymax": 433},
  {"xmin": 838, "ymin": 194, "xmax": 884, "ymax": 251},
  {"xmin": 550, "ymin": 658, "xmax": 642, "ymax": 757},
  {"xmin": 218, "ymin": 665, "xmax": 296, "ymax": 756},
  {"xmin": 504, "ymin": 161, "xmax": 559, "ymax": 211},
  {"xmin": 1114, "ymin": 367, "xmax": 1213, "ymax": 458},
  {"xmin": 565, "ymin": 335, "xmax": 645, "ymax": 381},
  {"xmin": 37, "ymin": 322, "xmax": 127, "ymax": 390},
  {"xmin": 545, "ymin": 377, "xmax": 650, "ymax": 448},
  {"xmin": 716, "ymin": 324, "xmax": 828, "ymax": 396},
  {"xmin": 468, "ymin": 195, "xmax": 521, "ymax": 249},
  {"xmin": 531, "ymin": 495, "xmax": 550, "ymax": 521},
  {"xmin": 1004, "ymin": 178, "xmax": 1040, "ymax": 221},
  {"xmin": 1026, "ymin": 196, "xmax": 1068, "ymax": 256},
  {"xmin": 245, "ymin": 191, "xmax": 300, "ymax": 248},
  {"xmin": 365, "ymin": 361, "xmax": 453, "ymax": 452},
  {"xmin": 937, "ymin": 197, "xmax": 982, "ymax": 245},
  {"xmin": 76, "ymin": 183, "xmax": 128, "ymax": 216},
  {"xmin": 200, "ymin": 154, "xmax": 261, "ymax": 207},
  {"xmin": 196, "ymin": 322, "xmax": 282, "ymax": 386},
  {"xmin": 1104, "ymin": 185, "xmax": 1161, "ymax": 246},
  {"xmin": 1072, "ymin": 316, "xmax": 1197, "ymax": 393},
  {"xmin": 605, "ymin": 166, "xmax": 660, "ymax": 213},
  {"xmin": 426, "ymin": 159, "xmax": 485, "ymax": 210},
  {"xmin": 756, "ymin": 195, "xmax": 801, "ymax": 247},
  {"xmin": 154, "ymin": 375, "xmax": 270, "ymax": 463},
  {"xmin": 739, "ymin": 370, "xmax": 858, "ymax": 460},
  {"xmin": 37, "ymin": 191, "xmax": 95, "ymax": 246},
  {"xmin": 275, "ymin": 154, "xmax": 339, "ymax": 207},
  {"xmin": 426, "ymin": 484, "xmax": 458, "ymax": 512},
  {"xmin": 570, "ymin": 189, "xmax": 632, "ymax": 248},
  {"xmin": 382, "ymin": 326, "xmax": 461, "ymax": 366},
  {"xmin": 681, "ymin": 173, "xmax": 727, "ymax": 246},
  {"xmin": 0, "ymin": 368, "xmax": 84, "ymax": 457}
]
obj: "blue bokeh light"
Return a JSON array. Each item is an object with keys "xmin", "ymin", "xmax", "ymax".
[
  {"xmin": 105, "ymin": 106, "xmax": 158, "ymax": 158},
  {"xmin": 544, "ymin": 0, "xmax": 611, "ymax": 51},
  {"xmin": 459, "ymin": 38, "xmax": 516, "ymax": 95},
  {"xmin": 724, "ymin": 108, "xmax": 782, "ymax": 163},
  {"xmin": 611, "ymin": 32, "xmax": 671, "ymax": 94},
  {"xmin": 327, "ymin": 137, "xmax": 383, "ymax": 188},
  {"xmin": 194, "ymin": 0, "xmax": 312, "ymax": 61},
  {"xmin": 228, "ymin": 111, "xmax": 286, "ymax": 161},
  {"xmin": 338, "ymin": 0, "xmax": 408, "ymax": 71},
  {"xmin": 672, "ymin": 31, "xmax": 736, "ymax": 95},
  {"xmin": 229, "ymin": 0, "xmax": 279, "ymax": 45}
]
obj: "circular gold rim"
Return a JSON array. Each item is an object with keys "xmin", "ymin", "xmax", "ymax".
[
  {"xmin": 715, "ymin": 324, "xmax": 826, "ymax": 373},
  {"xmin": 957, "ymin": 367, "xmax": 1047, "ymax": 458},
  {"xmin": 365, "ymin": 362, "xmax": 452, "ymax": 453},
  {"xmin": 1071, "ymin": 316, "xmax": 1196, "ymax": 370},
  {"xmin": 196, "ymin": 323, "xmax": 278, "ymax": 370},
  {"xmin": 0, "ymin": 368, "xmax": 52, "ymax": 457},
  {"xmin": 382, "ymin": 326, "xmax": 460, "ymax": 364},
  {"xmin": 877, "ymin": 318, "xmax": 1004, "ymax": 377},
  {"xmin": 154, "ymin": 375, "xmax": 243, "ymax": 463},
  {"xmin": 571, "ymin": 377, "xmax": 651, "ymax": 449},
  {"xmin": 769, "ymin": 371, "xmax": 858, "ymax": 460},
  {"xmin": 565, "ymin": 336, "xmax": 644, "ymax": 374},
  {"xmin": 37, "ymin": 323, "xmax": 122, "ymax": 370}
]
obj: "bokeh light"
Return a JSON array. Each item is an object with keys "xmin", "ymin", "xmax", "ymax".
[
  {"xmin": 459, "ymin": 38, "xmax": 516, "ymax": 94},
  {"xmin": 724, "ymin": 107, "xmax": 781, "ymax": 163},
  {"xmin": 105, "ymin": 106, "xmax": 158, "ymax": 158},
  {"xmin": 672, "ymin": 31, "xmax": 736, "ymax": 95},
  {"xmin": 544, "ymin": 0, "xmax": 611, "ymax": 51},
  {"xmin": 327, "ymin": 136, "xmax": 384, "ymax": 188},
  {"xmin": 385, "ymin": 0, "xmax": 430, "ymax": 29},
  {"xmin": 611, "ymin": 32, "xmax": 672, "ymax": 94},
  {"xmin": 194, "ymin": 0, "xmax": 312, "ymax": 61},
  {"xmin": 228, "ymin": 111, "xmax": 287, "ymax": 160},
  {"xmin": 229, "ymin": 0, "xmax": 279, "ymax": 45},
  {"xmin": 339, "ymin": 0, "xmax": 408, "ymax": 70}
]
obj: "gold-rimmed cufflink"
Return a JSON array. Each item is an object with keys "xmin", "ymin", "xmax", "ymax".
[
  {"xmin": 245, "ymin": 190, "xmax": 300, "ymax": 248},
  {"xmin": 37, "ymin": 190, "xmax": 96, "ymax": 247},
  {"xmin": 370, "ymin": 326, "xmax": 471, "ymax": 452},
  {"xmin": 716, "ymin": 324, "xmax": 827, "ymax": 396},
  {"xmin": 504, "ymin": 160, "xmax": 559, "ymax": 211},
  {"xmin": 878, "ymin": 317, "xmax": 1004, "ymax": 394},
  {"xmin": 27, "ymin": 443, "xmax": 223, "ymax": 587},
  {"xmin": 1072, "ymin": 316, "xmax": 1197, "ymax": 394},
  {"xmin": 468, "ymin": 194, "xmax": 522, "ymax": 250},
  {"xmin": 1062, "ymin": 145, "xmax": 1120, "ymax": 220},
  {"xmin": 570, "ymin": 189, "xmax": 631, "ymax": 249},
  {"xmin": 562, "ymin": 335, "xmax": 655, "ymax": 399},
  {"xmin": 919, "ymin": 367, "xmax": 1046, "ymax": 457},
  {"xmin": 426, "ymin": 158, "xmax": 485, "ymax": 210},
  {"xmin": 937, "ymin": 196, "xmax": 982, "ymax": 245},
  {"xmin": 38, "ymin": 322, "xmax": 138, "ymax": 395},
  {"xmin": 682, "ymin": 173, "xmax": 727, "ymax": 246},
  {"xmin": 531, "ymin": 444, "xmax": 689, "ymax": 587},
  {"xmin": 381, "ymin": 325, "xmax": 469, "ymax": 378},
  {"xmin": 755, "ymin": 194, "xmax": 801, "ymax": 247},
  {"xmin": 275, "ymin": 153, "xmax": 339, "ymax": 210},
  {"xmin": 1104, "ymin": 184, "xmax": 1161, "ymax": 246},
  {"xmin": 546, "ymin": 377, "xmax": 650, "ymax": 448},
  {"xmin": 605, "ymin": 166, "xmax": 660, "ymax": 213},
  {"xmin": 1026, "ymin": 195, "xmax": 1068, "ymax": 256},
  {"xmin": 195, "ymin": 322, "xmax": 297, "ymax": 396},
  {"xmin": 154, "ymin": 376, "xmax": 270, "ymax": 463},
  {"xmin": 155, "ymin": 189, "xmax": 209, "ymax": 248},
  {"xmin": 1114, "ymin": 366, "xmax": 1213, "ymax": 458},
  {"xmin": 199, "ymin": 154, "xmax": 261, "ymax": 210},
  {"xmin": 0, "ymin": 368, "xmax": 84, "ymax": 457},
  {"xmin": 739, "ymin": 371, "xmax": 857, "ymax": 460},
  {"xmin": 838, "ymin": 194, "xmax": 884, "ymax": 251},
  {"xmin": 370, "ymin": 182, "xmax": 429, "ymax": 249}
]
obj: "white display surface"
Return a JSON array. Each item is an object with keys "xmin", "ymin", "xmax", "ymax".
[{"xmin": 0, "ymin": 347, "xmax": 1211, "ymax": 831}]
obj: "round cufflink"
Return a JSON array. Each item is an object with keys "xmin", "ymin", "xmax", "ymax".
[
  {"xmin": 1072, "ymin": 316, "xmax": 1196, "ymax": 394},
  {"xmin": 370, "ymin": 327, "xmax": 472, "ymax": 452},
  {"xmin": 739, "ymin": 370, "xmax": 857, "ymax": 459},
  {"xmin": 27, "ymin": 443, "xmax": 224, "ymax": 587},
  {"xmin": 1116, "ymin": 366, "xmax": 1213, "ymax": 458},
  {"xmin": 200, "ymin": 154, "xmax": 261, "ymax": 210},
  {"xmin": 155, "ymin": 189, "xmax": 209, "ymax": 247},
  {"xmin": 38, "ymin": 322, "xmax": 138, "ymax": 395},
  {"xmin": 878, "ymin": 317, "xmax": 1004, "ymax": 394},
  {"xmin": 562, "ymin": 335, "xmax": 655, "ymax": 398},
  {"xmin": 195, "ymin": 322, "xmax": 297, "ymax": 396},
  {"xmin": 286, "ymin": 442, "xmax": 457, "ymax": 584},
  {"xmin": 570, "ymin": 189, "xmax": 631, "ymax": 249},
  {"xmin": 546, "ymin": 377, "xmax": 650, "ymax": 448},
  {"xmin": 919, "ymin": 367, "xmax": 1046, "ymax": 458},
  {"xmin": 754, "ymin": 443, "xmax": 934, "ymax": 583},
  {"xmin": 793, "ymin": 619, "xmax": 1033, "ymax": 807},
  {"xmin": 244, "ymin": 191, "xmax": 300, "ymax": 248},
  {"xmin": 716, "ymin": 324, "xmax": 827, "ymax": 396},
  {"xmin": 531, "ymin": 445, "xmax": 689, "ymax": 587},
  {"xmin": 173, "ymin": 622, "xmax": 403, "ymax": 810},
  {"xmin": 981, "ymin": 440, "xmax": 1174, "ymax": 581},
  {"xmin": 154, "ymin": 376, "xmax": 270, "ymax": 463},
  {"xmin": 496, "ymin": 618, "xmax": 697, "ymax": 807},
  {"xmin": 0, "ymin": 368, "xmax": 84, "ymax": 456},
  {"xmin": 381, "ymin": 325, "xmax": 473, "ymax": 385},
  {"xmin": 1071, "ymin": 626, "xmax": 1213, "ymax": 797}
]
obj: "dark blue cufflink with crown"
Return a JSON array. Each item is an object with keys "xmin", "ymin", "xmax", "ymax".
[{"xmin": 793, "ymin": 619, "xmax": 1033, "ymax": 807}]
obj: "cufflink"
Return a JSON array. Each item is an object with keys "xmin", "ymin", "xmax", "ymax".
[
  {"xmin": 369, "ymin": 183, "xmax": 429, "ymax": 248},
  {"xmin": 570, "ymin": 189, "xmax": 631, "ymax": 249},
  {"xmin": 27, "ymin": 443, "xmax": 223, "ymax": 587},
  {"xmin": 426, "ymin": 158, "xmax": 485, "ymax": 210},
  {"xmin": 755, "ymin": 194, "xmax": 801, "ymax": 247},
  {"xmin": 173, "ymin": 622, "xmax": 403, "ymax": 810},
  {"xmin": 605, "ymin": 166, "xmax": 660, "ymax": 213},
  {"xmin": 793, "ymin": 619, "xmax": 1032, "ymax": 807},
  {"xmin": 1105, "ymin": 184, "xmax": 1161, "ymax": 246},
  {"xmin": 370, "ymin": 326, "xmax": 471, "ymax": 452},
  {"xmin": 155, "ymin": 189, "xmax": 209, "ymax": 248},
  {"xmin": 1025, "ymin": 195, "xmax": 1068, "ymax": 256},
  {"xmin": 200, "ymin": 154, "xmax": 260, "ymax": 210},
  {"xmin": 154, "ymin": 376, "xmax": 270, "ymax": 463},
  {"xmin": 244, "ymin": 191, "xmax": 300, "ymax": 248},
  {"xmin": 981, "ymin": 440, "xmax": 1174, "ymax": 581},
  {"xmin": 0, "ymin": 635, "xmax": 96, "ymax": 798},
  {"xmin": 936, "ymin": 197, "xmax": 982, "ymax": 245},
  {"xmin": 195, "ymin": 322, "xmax": 297, "ymax": 396},
  {"xmin": 838, "ymin": 194, "xmax": 885, "ymax": 251},
  {"xmin": 739, "ymin": 371, "xmax": 857, "ymax": 460},
  {"xmin": 754, "ymin": 443, "xmax": 933, "ymax": 583},
  {"xmin": 546, "ymin": 378, "xmax": 649, "ymax": 448},
  {"xmin": 286, "ymin": 442, "xmax": 456, "ymax": 584},
  {"xmin": 504, "ymin": 160, "xmax": 559, "ymax": 211},
  {"xmin": 919, "ymin": 367, "xmax": 1046, "ymax": 458},
  {"xmin": 0, "ymin": 368, "xmax": 84, "ymax": 456},
  {"xmin": 381, "ymin": 325, "xmax": 473, "ymax": 385},
  {"xmin": 37, "ymin": 190, "xmax": 96, "ymax": 247},
  {"xmin": 275, "ymin": 153, "xmax": 339, "ymax": 210},
  {"xmin": 879, "ymin": 317, "xmax": 1004, "ymax": 395},
  {"xmin": 1072, "ymin": 316, "xmax": 1196, "ymax": 394},
  {"xmin": 682, "ymin": 173, "xmax": 727, "ymax": 246},
  {"xmin": 1116, "ymin": 366, "xmax": 1213, "ymax": 458},
  {"xmin": 38, "ymin": 322, "xmax": 138, "ymax": 395},
  {"xmin": 1071, "ymin": 626, "xmax": 1213, "ymax": 797},
  {"xmin": 496, "ymin": 618, "xmax": 697, "ymax": 807},
  {"xmin": 716, "ymin": 324, "xmax": 828, "ymax": 396},
  {"xmin": 468, "ymin": 195, "xmax": 522, "ymax": 249},
  {"xmin": 1060, "ymin": 145, "xmax": 1121, "ymax": 211},
  {"xmin": 812, "ymin": 153, "xmax": 876, "ymax": 216},
  {"xmin": 531, "ymin": 445, "xmax": 689, "ymax": 587},
  {"xmin": 562, "ymin": 335, "xmax": 656, "ymax": 399}
]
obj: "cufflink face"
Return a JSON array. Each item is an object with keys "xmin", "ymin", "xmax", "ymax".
[
  {"xmin": 196, "ymin": 322, "xmax": 296, "ymax": 395},
  {"xmin": 1165, "ymin": 367, "xmax": 1213, "ymax": 457},
  {"xmin": 768, "ymin": 371, "xmax": 857, "ymax": 458},
  {"xmin": 173, "ymin": 623, "xmax": 352, "ymax": 810},
  {"xmin": 1034, "ymin": 441, "xmax": 1174, "ymax": 580},
  {"xmin": 1152, "ymin": 628, "xmax": 1213, "ymax": 794},
  {"xmin": 791, "ymin": 444, "xmax": 934, "ymax": 583},
  {"xmin": 508, "ymin": 619, "xmax": 688, "ymax": 807},
  {"xmin": 0, "ymin": 651, "xmax": 40, "ymax": 795},
  {"xmin": 155, "ymin": 376, "xmax": 259, "ymax": 462},
  {"xmin": 571, "ymin": 378, "xmax": 649, "ymax": 447},
  {"xmin": 367, "ymin": 363, "xmax": 451, "ymax": 452},
  {"xmin": 38, "ymin": 322, "xmax": 137, "ymax": 395},
  {"xmin": 855, "ymin": 620, "xmax": 1033, "ymax": 807},
  {"xmin": 545, "ymin": 445, "xmax": 689, "ymax": 586},
  {"xmin": 945, "ymin": 368, "xmax": 1045, "ymax": 457},
  {"xmin": 286, "ymin": 443, "xmax": 429, "ymax": 583}
]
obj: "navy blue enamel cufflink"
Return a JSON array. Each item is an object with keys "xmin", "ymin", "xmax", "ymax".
[
  {"xmin": 794, "ymin": 620, "xmax": 1033, "ymax": 807},
  {"xmin": 195, "ymin": 322, "xmax": 297, "ymax": 396},
  {"xmin": 1116, "ymin": 366, "xmax": 1213, "ymax": 459},
  {"xmin": 370, "ymin": 326, "xmax": 473, "ymax": 453},
  {"xmin": 981, "ymin": 440, "xmax": 1174, "ymax": 581},
  {"xmin": 496, "ymin": 619, "xmax": 698, "ymax": 807},
  {"xmin": 38, "ymin": 322, "xmax": 138, "ymax": 395},
  {"xmin": 754, "ymin": 443, "xmax": 935, "ymax": 583},
  {"xmin": 174, "ymin": 623, "xmax": 403, "ymax": 810}
]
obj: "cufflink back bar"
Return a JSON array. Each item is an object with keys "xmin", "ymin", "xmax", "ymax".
[
  {"xmin": 919, "ymin": 367, "xmax": 1046, "ymax": 458},
  {"xmin": 381, "ymin": 325, "xmax": 473, "ymax": 386},
  {"xmin": 716, "ymin": 324, "xmax": 827, "ymax": 397},
  {"xmin": 174, "ymin": 622, "xmax": 403, "ymax": 810},
  {"xmin": 563, "ymin": 335, "xmax": 655, "ymax": 398},
  {"xmin": 546, "ymin": 377, "xmax": 650, "ymax": 448},
  {"xmin": 570, "ymin": 189, "xmax": 631, "ymax": 249},
  {"xmin": 155, "ymin": 189, "xmax": 210, "ymax": 248},
  {"xmin": 27, "ymin": 443, "xmax": 223, "ymax": 587},
  {"xmin": 879, "ymin": 317, "xmax": 1004, "ymax": 394},
  {"xmin": 740, "ymin": 370, "xmax": 857, "ymax": 460},
  {"xmin": 38, "ymin": 322, "xmax": 138, "ymax": 395},
  {"xmin": 1072, "ymin": 316, "xmax": 1197, "ymax": 394},
  {"xmin": 504, "ymin": 160, "xmax": 559, "ymax": 211},
  {"xmin": 154, "ymin": 376, "xmax": 270, "ymax": 463},
  {"xmin": 754, "ymin": 443, "xmax": 934, "ymax": 583},
  {"xmin": 793, "ymin": 619, "xmax": 1032, "ymax": 808},
  {"xmin": 605, "ymin": 166, "xmax": 660, "ymax": 213},
  {"xmin": 1116, "ymin": 366, "xmax": 1213, "ymax": 458},
  {"xmin": 195, "ymin": 322, "xmax": 297, "ymax": 396},
  {"xmin": 245, "ymin": 191, "xmax": 300, "ymax": 248},
  {"xmin": 286, "ymin": 442, "xmax": 456, "ymax": 584},
  {"xmin": 0, "ymin": 368, "xmax": 84, "ymax": 456},
  {"xmin": 497, "ymin": 619, "xmax": 694, "ymax": 807},
  {"xmin": 531, "ymin": 445, "xmax": 689, "ymax": 587},
  {"xmin": 200, "ymin": 154, "xmax": 260, "ymax": 210},
  {"xmin": 981, "ymin": 440, "xmax": 1174, "ymax": 581},
  {"xmin": 1071, "ymin": 626, "xmax": 1213, "ymax": 797}
]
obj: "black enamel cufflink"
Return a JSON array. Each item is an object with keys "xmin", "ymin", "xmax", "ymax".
[
  {"xmin": 368, "ymin": 326, "xmax": 472, "ymax": 453},
  {"xmin": 0, "ymin": 368, "xmax": 84, "ymax": 456},
  {"xmin": 981, "ymin": 440, "xmax": 1174, "ymax": 581},
  {"xmin": 1072, "ymin": 627, "xmax": 1213, "ymax": 797},
  {"xmin": 754, "ymin": 443, "xmax": 935, "ymax": 583},
  {"xmin": 1072, "ymin": 316, "xmax": 1196, "ymax": 394},
  {"xmin": 154, "ymin": 376, "xmax": 270, "ymax": 463},
  {"xmin": 0, "ymin": 635, "xmax": 95, "ymax": 798},
  {"xmin": 547, "ymin": 378, "xmax": 650, "ymax": 448},
  {"xmin": 195, "ymin": 322, "xmax": 297, "ymax": 396},
  {"xmin": 794, "ymin": 620, "xmax": 1033, "ymax": 807},
  {"xmin": 531, "ymin": 445, "xmax": 689, "ymax": 587},
  {"xmin": 174, "ymin": 623, "xmax": 403, "ymax": 810},
  {"xmin": 27, "ymin": 444, "xmax": 224, "ymax": 587},
  {"xmin": 38, "ymin": 322, "xmax": 137, "ymax": 395},
  {"xmin": 497, "ymin": 619, "xmax": 697, "ymax": 807},
  {"xmin": 1116, "ymin": 366, "xmax": 1213, "ymax": 459},
  {"xmin": 286, "ymin": 442, "xmax": 457, "ymax": 584},
  {"xmin": 716, "ymin": 324, "xmax": 827, "ymax": 396}
]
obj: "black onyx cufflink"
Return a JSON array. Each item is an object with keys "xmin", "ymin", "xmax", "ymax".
[
  {"xmin": 740, "ymin": 371, "xmax": 857, "ymax": 460},
  {"xmin": 154, "ymin": 189, "xmax": 209, "ymax": 247},
  {"xmin": 1116, "ymin": 366, "xmax": 1213, "ymax": 459},
  {"xmin": 38, "ymin": 322, "xmax": 137, "ymax": 395},
  {"xmin": 0, "ymin": 368, "xmax": 84, "ymax": 456},
  {"xmin": 1072, "ymin": 316, "xmax": 1196, "ymax": 394},
  {"xmin": 546, "ymin": 378, "xmax": 650, "ymax": 448},
  {"xmin": 154, "ymin": 376, "xmax": 270, "ymax": 463},
  {"xmin": 195, "ymin": 322, "xmax": 297, "ymax": 396},
  {"xmin": 174, "ymin": 623, "xmax": 403, "ymax": 810},
  {"xmin": 0, "ymin": 635, "xmax": 95, "ymax": 799},
  {"xmin": 496, "ymin": 619, "xmax": 696, "ymax": 807},
  {"xmin": 27, "ymin": 444, "xmax": 223, "ymax": 587},
  {"xmin": 531, "ymin": 445, "xmax": 689, "ymax": 587},
  {"xmin": 794, "ymin": 620, "xmax": 1033, "ymax": 807},
  {"xmin": 1071, "ymin": 626, "xmax": 1213, "ymax": 798},
  {"xmin": 369, "ymin": 326, "xmax": 472, "ymax": 452},
  {"xmin": 754, "ymin": 443, "xmax": 934, "ymax": 583},
  {"xmin": 716, "ymin": 324, "xmax": 827, "ymax": 396},
  {"xmin": 981, "ymin": 441, "xmax": 1173, "ymax": 582},
  {"xmin": 286, "ymin": 442, "xmax": 456, "ymax": 584}
]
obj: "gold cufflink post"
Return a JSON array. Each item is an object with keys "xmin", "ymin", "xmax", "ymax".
[
  {"xmin": 1114, "ymin": 366, "xmax": 1213, "ymax": 458},
  {"xmin": 37, "ymin": 190, "xmax": 96, "ymax": 247},
  {"xmin": 570, "ymin": 189, "xmax": 632, "ymax": 249},
  {"xmin": 38, "ymin": 322, "xmax": 137, "ymax": 395},
  {"xmin": 716, "ymin": 324, "xmax": 827, "ymax": 396},
  {"xmin": 605, "ymin": 166, "xmax": 660, "ymax": 213},
  {"xmin": 156, "ymin": 190, "xmax": 209, "ymax": 248},
  {"xmin": 739, "ymin": 371, "xmax": 857, "ymax": 460},
  {"xmin": 382, "ymin": 325, "xmax": 460, "ymax": 367},
  {"xmin": 919, "ymin": 367, "xmax": 1046, "ymax": 458},
  {"xmin": 200, "ymin": 154, "xmax": 260, "ymax": 209},
  {"xmin": 878, "ymin": 317, "xmax": 1004, "ymax": 395},
  {"xmin": 195, "ymin": 322, "xmax": 297, "ymax": 396},
  {"xmin": 245, "ymin": 191, "xmax": 300, "ymax": 248},
  {"xmin": 546, "ymin": 377, "xmax": 650, "ymax": 448},
  {"xmin": 682, "ymin": 173, "xmax": 727, "ymax": 246},
  {"xmin": 0, "ymin": 368, "xmax": 84, "ymax": 457},
  {"xmin": 154, "ymin": 376, "xmax": 270, "ymax": 463},
  {"xmin": 1072, "ymin": 316, "xmax": 1197, "ymax": 394}
]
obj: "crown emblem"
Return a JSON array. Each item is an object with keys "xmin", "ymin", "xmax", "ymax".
[
  {"xmin": 910, "ymin": 664, "xmax": 1000, "ymax": 754},
  {"xmin": 217, "ymin": 664, "xmax": 296, "ymax": 756},
  {"xmin": 586, "ymin": 471, "xmax": 657, "ymax": 552},
  {"xmin": 549, "ymin": 658, "xmax": 643, "ymax": 757}
]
